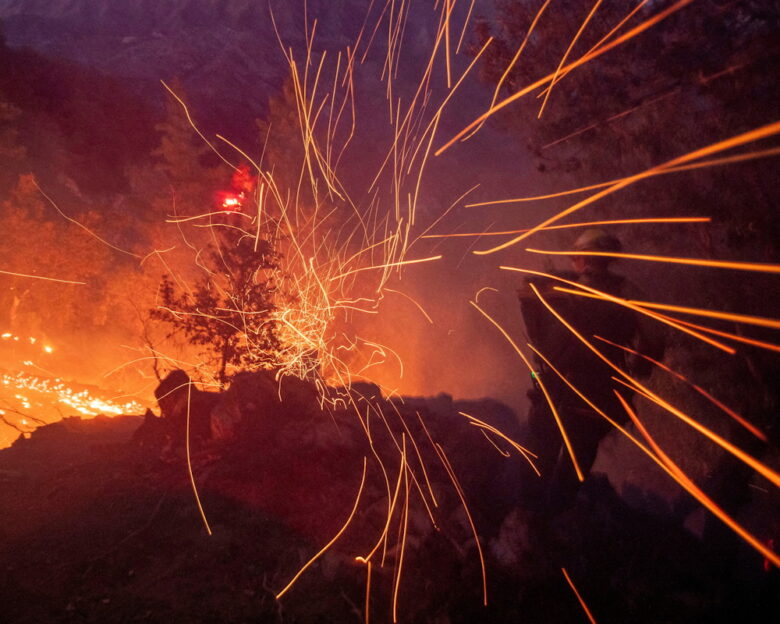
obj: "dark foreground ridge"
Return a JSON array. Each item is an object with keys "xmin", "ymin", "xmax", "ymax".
[{"xmin": 0, "ymin": 371, "xmax": 776, "ymax": 623}]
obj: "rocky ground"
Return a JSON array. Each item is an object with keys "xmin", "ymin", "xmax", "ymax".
[{"xmin": 0, "ymin": 373, "xmax": 777, "ymax": 623}]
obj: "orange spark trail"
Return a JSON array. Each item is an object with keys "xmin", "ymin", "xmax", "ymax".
[
  {"xmin": 0, "ymin": 269, "xmax": 85, "ymax": 285},
  {"xmin": 539, "ymin": 0, "xmax": 650, "ymax": 102},
  {"xmin": 509, "ymin": 268, "xmax": 737, "ymax": 354},
  {"xmin": 391, "ymin": 437, "xmax": 410, "ymax": 623},
  {"xmin": 384, "ymin": 288, "xmax": 435, "ymax": 324},
  {"xmin": 537, "ymin": 0, "xmax": 603, "ymax": 119},
  {"xmin": 185, "ymin": 381, "xmax": 212, "ymax": 536},
  {"xmin": 541, "ymin": 88, "xmax": 676, "ymax": 149},
  {"xmin": 364, "ymin": 559, "xmax": 372, "ymax": 624},
  {"xmin": 668, "ymin": 317, "xmax": 780, "ymax": 354},
  {"xmin": 527, "ymin": 283, "xmax": 780, "ymax": 489},
  {"xmin": 468, "ymin": 298, "xmax": 584, "ymax": 481},
  {"xmin": 626, "ymin": 300, "xmax": 780, "ymax": 331},
  {"xmin": 435, "ymin": 0, "xmax": 696, "ymax": 155},
  {"xmin": 594, "ymin": 335, "xmax": 768, "ymax": 443},
  {"xmin": 434, "ymin": 442, "xmax": 488, "ymax": 606},
  {"xmin": 616, "ymin": 392, "xmax": 780, "ymax": 569},
  {"xmin": 529, "ymin": 345, "xmax": 779, "ymax": 567},
  {"xmin": 458, "ymin": 410, "xmax": 540, "ymax": 475},
  {"xmin": 328, "ymin": 254, "xmax": 442, "ymax": 281},
  {"xmin": 276, "ymin": 457, "xmax": 368, "ymax": 600},
  {"xmin": 423, "ymin": 217, "xmax": 711, "ymax": 239},
  {"xmin": 550, "ymin": 286, "xmax": 780, "ymax": 355},
  {"xmin": 455, "ymin": 0, "xmax": 477, "ymax": 54},
  {"xmin": 473, "ymin": 121, "xmax": 780, "ymax": 254},
  {"xmin": 33, "ymin": 180, "xmax": 142, "ymax": 259},
  {"xmin": 461, "ymin": 0, "xmax": 552, "ymax": 141},
  {"xmin": 466, "ymin": 146, "xmax": 780, "ymax": 207},
  {"xmin": 528, "ymin": 248, "xmax": 780, "ymax": 274},
  {"xmin": 361, "ymin": 442, "xmax": 406, "ymax": 563},
  {"xmin": 561, "ymin": 567, "xmax": 598, "ymax": 624},
  {"xmin": 479, "ymin": 429, "xmax": 511, "ymax": 457}
]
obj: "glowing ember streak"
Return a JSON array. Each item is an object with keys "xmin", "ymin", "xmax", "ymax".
[
  {"xmin": 486, "ymin": 0, "xmax": 552, "ymax": 123},
  {"xmin": 0, "ymin": 269, "xmax": 85, "ymax": 285},
  {"xmin": 276, "ymin": 457, "xmax": 368, "ymax": 599},
  {"xmin": 465, "ymin": 146, "xmax": 780, "ymax": 207},
  {"xmin": 516, "ymin": 269, "xmax": 736, "ymax": 352},
  {"xmin": 391, "ymin": 437, "xmax": 410, "ymax": 623},
  {"xmin": 527, "ymin": 283, "xmax": 780, "ymax": 489},
  {"xmin": 537, "ymin": 0, "xmax": 603, "ymax": 119},
  {"xmin": 615, "ymin": 392, "xmax": 780, "ymax": 569},
  {"xmin": 458, "ymin": 410, "xmax": 540, "ymax": 475},
  {"xmin": 561, "ymin": 567, "xmax": 598, "ymax": 624},
  {"xmin": 666, "ymin": 316, "xmax": 780, "ymax": 354},
  {"xmin": 623, "ymin": 299, "xmax": 780, "ymax": 331},
  {"xmin": 435, "ymin": 0, "xmax": 696, "ymax": 155},
  {"xmin": 328, "ymin": 254, "xmax": 442, "ymax": 281},
  {"xmin": 528, "ymin": 344, "xmax": 780, "ymax": 568},
  {"xmin": 595, "ymin": 335, "xmax": 767, "ymax": 442},
  {"xmin": 423, "ymin": 217, "xmax": 711, "ymax": 239},
  {"xmin": 539, "ymin": 0, "xmax": 650, "ymax": 103},
  {"xmin": 185, "ymin": 382, "xmax": 212, "ymax": 536},
  {"xmin": 364, "ymin": 559, "xmax": 372, "ymax": 624},
  {"xmin": 468, "ymin": 298, "xmax": 584, "ymax": 481},
  {"xmin": 434, "ymin": 441, "xmax": 488, "ymax": 606},
  {"xmin": 384, "ymin": 288, "xmax": 434, "ymax": 324},
  {"xmin": 528, "ymin": 248, "xmax": 780, "ymax": 274},
  {"xmin": 538, "ymin": 283, "xmax": 736, "ymax": 354},
  {"xmin": 473, "ymin": 121, "xmax": 780, "ymax": 254},
  {"xmin": 479, "ymin": 429, "xmax": 511, "ymax": 457},
  {"xmin": 556, "ymin": 282, "xmax": 780, "ymax": 353},
  {"xmin": 32, "ymin": 179, "xmax": 141, "ymax": 259}
]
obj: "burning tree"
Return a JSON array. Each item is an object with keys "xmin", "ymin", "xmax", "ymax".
[{"xmin": 151, "ymin": 230, "xmax": 281, "ymax": 384}]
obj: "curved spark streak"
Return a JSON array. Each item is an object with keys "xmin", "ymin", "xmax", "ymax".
[
  {"xmin": 510, "ymin": 267, "xmax": 736, "ymax": 353},
  {"xmin": 616, "ymin": 392, "xmax": 780, "ymax": 569},
  {"xmin": 276, "ymin": 457, "xmax": 368, "ymax": 600},
  {"xmin": 434, "ymin": 442, "xmax": 488, "ymax": 607},
  {"xmin": 465, "ymin": 145, "xmax": 780, "ymax": 207},
  {"xmin": 423, "ymin": 217, "xmax": 711, "ymax": 239},
  {"xmin": 551, "ymin": 286, "xmax": 780, "ymax": 355},
  {"xmin": 469, "ymin": 299, "xmax": 583, "ymax": 481},
  {"xmin": 561, "ymin": 568, "xmax": 598, "ymax": 624},
  {"xmin": 0, "ymin": 269, "xmax": 85, "ymax": 285},
  {"xmin": 435, "ymin": 0, "xmax": 696, "ymax": 156},
  {"xmin": 33, "ymin": 180, "xmax": 142, "ymax": 259},
  {"xmin": 185, "ymin": 382, "xmax": 212, "ymax": 536},
  {"xmin": 529, "ymin": 344, "xmax": 779, "ymax": 567},
  {"xmin": 527, "ymin": 248, "xmax": 780, "ymax": 274},
  {"xmin": 473, "ymin": 121, "xmax": 780, "ymax": 254},
  {"xmin": 527, "ymin": 283, "xmax": 780, "ymax": 489},
  {"xmin": 328, "ymin": 255, "xmax": 442, "ymax": 281},
  {"xmin": 594, "ymin": 335, "xmax": 767, "ymax": 442},
  {"xmin": 537, "ymin": 0, "xmax": 603, "ymax": 119}
]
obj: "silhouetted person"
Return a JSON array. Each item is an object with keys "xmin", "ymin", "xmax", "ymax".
[{"xmin": 518, "ymin": 229, "xmax": 665, "ymax": 512}]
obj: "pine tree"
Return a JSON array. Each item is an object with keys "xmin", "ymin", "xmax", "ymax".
[{"xmin": 152, "ymin": 79, "xmax": 227, "ymax": 216}]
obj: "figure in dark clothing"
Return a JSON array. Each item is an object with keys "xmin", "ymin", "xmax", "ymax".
[{"xmin": 518, "ymin": 229, "xmax": 665, "ymax": 512}]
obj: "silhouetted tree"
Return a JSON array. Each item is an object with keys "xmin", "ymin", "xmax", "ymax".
[
  {"xmin": 151, "ymin": 230, "xmax": 280, "ymax": 384},
  {"xmin": 153, "ymin": 79, "xmax": 228, "ymax": 216}
]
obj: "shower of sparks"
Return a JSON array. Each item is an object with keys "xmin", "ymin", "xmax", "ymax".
[{"xmin": 5, "ymin": 0, "xmax": 779, "ymax": 619}]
